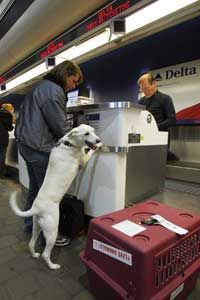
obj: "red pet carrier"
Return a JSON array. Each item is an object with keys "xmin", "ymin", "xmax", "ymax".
[{"xmin": 80, "ymin": 200, "xmax": 200, "ymax": 300}]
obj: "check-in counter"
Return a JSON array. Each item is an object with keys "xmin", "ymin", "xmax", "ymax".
[
  {"xmin": 18, "ymin": 101, "xmax": 168, "ymax": 217},
  {"xmin": 67, "ymin": 102, "xmax": 168, "ymax": 217}
]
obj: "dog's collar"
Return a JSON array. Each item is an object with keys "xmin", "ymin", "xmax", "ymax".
[
  {"xmin": 61, "ymin": 140, "xmax": 75, "ymax": 147},
  {"xmin": 56, "ymin": 140, "xmax": 76, "ymax": 147},
  {"xmin": 57, "ymin": 140, "xmax": 93, "ymax": 150}
]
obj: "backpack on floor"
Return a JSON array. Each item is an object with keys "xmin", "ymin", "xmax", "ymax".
[{"xmin": 58, "ymin": 194, "xmax": 85, "ymax": 238}]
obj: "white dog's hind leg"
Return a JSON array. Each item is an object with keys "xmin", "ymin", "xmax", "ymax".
[
  {"xmin": 29, "ymin": 216, "xmax": 41, "ymax": 258},
  {"xmin": 42, "ymin": 230, "xmax": 60, "ymax": 270}
]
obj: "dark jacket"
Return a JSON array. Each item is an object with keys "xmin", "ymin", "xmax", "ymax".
[
  {"xmin": 138, "ymin": 91, "xmax": 176, "ymax": 131},
  {"xmin": 0, "ymin": 109, "xmax": 13, "ymax": 145},
  {"xmin": 15, "ymin": 78, "xmax": 69, "ymax": 153}
]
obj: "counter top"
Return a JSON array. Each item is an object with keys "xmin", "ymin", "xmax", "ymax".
[{"xmin": 66, "ymin": 101, "xmax": 145, "ymax": 113}]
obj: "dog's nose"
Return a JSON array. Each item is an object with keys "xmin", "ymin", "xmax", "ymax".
[{"xmin": 96, "ymin": 139, "xmax": 101, "ymax": 143}]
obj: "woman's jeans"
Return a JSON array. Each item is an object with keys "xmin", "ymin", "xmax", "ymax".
[{"xmin": 18, "ymin": 143, "xmax": 50, "ymax": 232}]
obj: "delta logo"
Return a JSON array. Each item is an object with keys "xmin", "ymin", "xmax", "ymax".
[{"xmin": 155, "ymin": 66, "xmax": 197, "ymax": 81}]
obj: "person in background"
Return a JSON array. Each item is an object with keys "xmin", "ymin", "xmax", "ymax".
[
  {"xmin": 0, "ymin": 103, "xmax": 14, "ymax": 178},
  {"xmin": 15, "ymin": 60, "xmax": 83, "ymax": 246},
  {"xmin": 138, "ymin": 72, "xmax": 178, "ymax": 161},
  {"xmin": 1, "ymin": 103, "xmax": 16, "ymax": 124}
]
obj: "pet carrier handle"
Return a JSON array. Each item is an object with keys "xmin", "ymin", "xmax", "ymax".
[{"xmin": 140, "ymin": 218, "xmax": 160, "ymax": 225}]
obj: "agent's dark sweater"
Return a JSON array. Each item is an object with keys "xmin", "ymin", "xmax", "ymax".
[{"xmin": 138, "ymin": 91, "xmax": 176, "ymax": 131}]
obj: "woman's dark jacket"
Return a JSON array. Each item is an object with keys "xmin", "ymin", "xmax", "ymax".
[
  {"xmin": 15, "ymin": 77, "xmax": 69, "ymax": 153},
  {"xmin": 0, "ymin": 109, "xmax": 13, "ymax": 145}
]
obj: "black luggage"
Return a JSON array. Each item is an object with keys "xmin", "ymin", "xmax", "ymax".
[{"xmin": 58, "ymin": 194, "xmax": 85, "ymax": 238}]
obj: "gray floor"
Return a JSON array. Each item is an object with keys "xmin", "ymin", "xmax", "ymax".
[{"xmin": 0, "ymin": 177, "xmax": 200, "ymax": 300}]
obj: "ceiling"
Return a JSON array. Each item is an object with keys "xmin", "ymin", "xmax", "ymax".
[
  {"xmin": 1, "ymin": 0, "xmax": 200, "ymax": 96},
  {"xmin": 0, "ymin": 0, "xmax": 109, "ymax": 75}
]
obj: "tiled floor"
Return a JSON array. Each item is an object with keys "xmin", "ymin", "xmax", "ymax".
[{"xmin": 0, "ymin": 177, "xmax": 200, "ymax": 300}]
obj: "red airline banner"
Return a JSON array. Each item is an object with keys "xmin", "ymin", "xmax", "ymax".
[
  {"xmin": 86, "ymin": 1, "xmax": 131, "ymax": 31},
  {"xmin": 39, "ymin": 41, "xmax": 64, "ymax": 59},
  {"xmin": 0, "ymin": 75, "xmax": 5, "ymax": 84}
]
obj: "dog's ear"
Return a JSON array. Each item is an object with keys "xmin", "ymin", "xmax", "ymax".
[{"xmin": 67, "ymin": 128, "xmax": 80, "ymax": 137}]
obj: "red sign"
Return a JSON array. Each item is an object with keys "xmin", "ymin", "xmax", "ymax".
[
  {"xmin": 0, "ymin": 75, "xmax": 5, "ymax": 84},
  {"xmin": 86, "ymin": 1, "xmax": 131, "ymax": 31},
  {"xmin": 39, "ymin": 41, "xmax": 64, "ymax": 59}
]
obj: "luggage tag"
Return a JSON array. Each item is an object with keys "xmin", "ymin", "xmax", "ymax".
[{"xmin": 140, "ymin": 214, "xmax": 188, "ymax": 235}]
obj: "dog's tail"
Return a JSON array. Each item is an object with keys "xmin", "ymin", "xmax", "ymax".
[{"xmin": 9, "ymin": 191, "xmax": 38, "ymax": 218}]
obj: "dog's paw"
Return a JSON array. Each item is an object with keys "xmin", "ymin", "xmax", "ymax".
[
  {"xmin": 96, "ymin": 142, "xmax": 103, "ymax": 148},
  {"xmin": 92, "ymin": 142, "xmax": 102, "ymax": 152},
  {"xmin": 84, "ymin": 147, "xmax": 91, "ymax": 154},
  {"xmin": 32, "ymin": 252, "xmax": 41, "ymax": 258},
  {"xmin": 50, "ymin": 263, "xmax": 61, "ymax": 270}
]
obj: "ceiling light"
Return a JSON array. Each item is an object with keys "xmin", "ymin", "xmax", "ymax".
[
  {"xmin": 55, "ymin": 46, "xmax": 76, "ymax": 64},
  {"xmin": 0, "ymin": 62, "xmax": 47, "ymax": 94},
  {"xmin": 0, "ymin": 29, "xmax": 111, "ymax": 94},
  {"xmin": 126, "ymin": 0, "xmax": 199, "ymax": 33},
  {"xmin": 55, "ymin": 28, "xmax": 111, "ymax": 63}
]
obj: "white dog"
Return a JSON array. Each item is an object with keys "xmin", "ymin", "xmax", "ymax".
[{"xmin": 10, "ymin": 124, "xmax": 101, "ymax": 270}]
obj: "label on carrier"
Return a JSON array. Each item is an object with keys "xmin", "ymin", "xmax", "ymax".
[
  {"xmin": 112, "ymin": 220, "xmax": 146, "ymax": 237},
  {"xmin": 170, "ymin": 283, "xmax": 184, "ymax": 300},
  {"xmin": 152, "ymin": 215, "xmax": 188, "ymax": 235},
  {"xmin": 93, "ymin": 239, "xmax": 132, "ymax": 266}
]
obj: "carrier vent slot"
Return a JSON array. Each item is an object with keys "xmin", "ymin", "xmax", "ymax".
[{"xmin": 155, "ymin": 230, "xmax": 200, "ymax": 288}]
